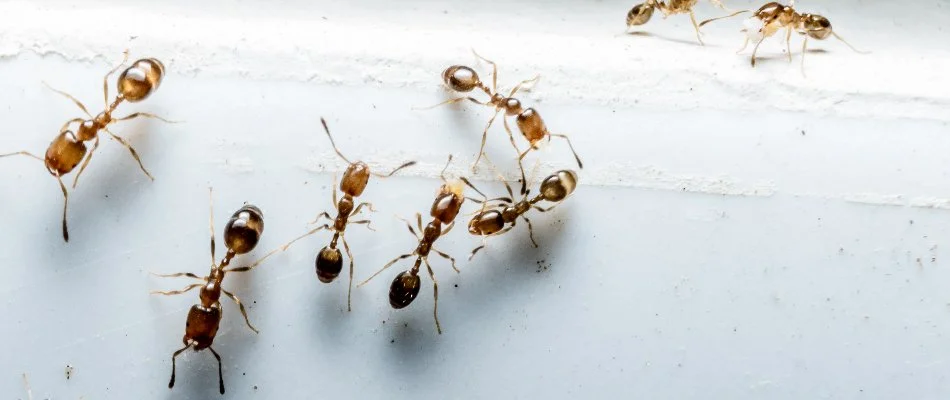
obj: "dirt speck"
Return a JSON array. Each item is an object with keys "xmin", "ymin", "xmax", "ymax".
[
  {"xmin": 536, "ymin": 259, "xmax": 550, "ymax": 273},
  {"xmin": 65, "ymin": 364, "xmax": 74, "ymax": 380}
]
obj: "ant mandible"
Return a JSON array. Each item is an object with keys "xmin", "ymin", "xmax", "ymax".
[
  {"xmin": 152, "ymin": 188, "xmax": 284, "ymax": 394},
  {"xmin": 0, "ymin": 50, "xmax": 169, "ymax": 242},
  {"xmin": 425, "ymin": 51, "xmax": 582, "ymax": 195},
  {"xmin": 626, "ymin": 0, "xmax": 745, "ymax": 45},
  {"xmin": 358, "ymin": 156, "xmax": 464, "ymax": 334},
  {"xmin": 700, "ymin": 1, "xmax": 867, "ymax": 69},
  {"xmin": 464, "ymin": 170, "xmax": 578, "ymax": 259},
  {"xmin": 264, "ymin": 118, "xmax": 415, "ymax": 311}
]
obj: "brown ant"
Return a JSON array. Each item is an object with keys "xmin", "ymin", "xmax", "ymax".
[
  {"xmin": 263, "ymin": 118, "xmax": 415, "ymax": 312},
  {"xmin": 464, "ymin": 170, "xmax": 578, "ymax": 259},
  {"xmin": 425, "ymin": 51, "xmax": 582, "ymax": 195},
  {"xmin": 152, "ymin": 189, "xmax": 284, "ymax": 394},
  {"xmin": 626, "ymin": 0, "xmax": 746, "ymax": 45},
  {"xmin": 700, "ymin": 1, "xmax": 867, "ymax": 69},
  {"xmin": 0, "ymin": 51, "xmax": 169, "ymax": 242},
  {"xmin": 358, "ymin": 156, "xmax": 464, "ymax": 334}
]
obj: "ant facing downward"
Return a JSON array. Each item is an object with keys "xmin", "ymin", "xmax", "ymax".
[
  {"xmin": 153, "ymin": 188, "xmax": 284, "ymax": 394},
  {"xmin": 0, "ymin": 50, "xmax": 169, "ymax": 242},
  {"xmin": 626, "ymin": 0, "xmax": 746, "ymax": 45},
  {"xmin": 464, "ymin": 169, "xmax": 578, "ymax": 259},
  {"xmin": 700, "ymin": 1, "xmax": 867, "ymax": 69},
  {"xmin": 267, "ymin": 118, "xmax": 415, "ymax": 311},
  {"xmin": 359, "ymin": 156, "xmax": 464, "ymax": 334},
  {"xmin": 425, "ymin": 51, "xmax": 582, "ymax": 196}
]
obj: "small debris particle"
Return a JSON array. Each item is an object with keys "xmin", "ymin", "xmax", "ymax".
[
  {"xmin": 254, "ymin": 385, "xmax": 259, "ymax": 390},
  {"xmin": 65, "ymin": 364, "xmax": 75, "ymax": 380},
  {"xmin": 454, "ymin": 284, "xmax": 458, "ymax": 288},
  {"xmin": 801, "ymin": 130, "xmax": 805, "ymax": 136},
  {"xmin": 391, "ymin": 339, "xmax": 395, "ymax": 343}
]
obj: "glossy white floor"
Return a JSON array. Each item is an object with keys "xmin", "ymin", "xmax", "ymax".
[{"xmin": 1, "ymin": 0, "xmax": 949, "ymax": 398}]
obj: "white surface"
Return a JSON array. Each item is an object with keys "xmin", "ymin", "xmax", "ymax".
[{"xmin": 1, "ymin": 0, "xmax": 950, "ymax": 398}]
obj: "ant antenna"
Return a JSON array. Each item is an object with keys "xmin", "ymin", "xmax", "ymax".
[
  {"xmin": 320, "ymin": 117, "xmax": 353, "ymax": 165},
  {"xmin": 832, "ymin": 32, "xmax": 869, "ymax": 54},
  {"xmin": 699, "ymin": 9, "xmax": 749, "ymax": 27},
  {"xmin": 372, "ymin": 161, "xmax": 417, "ymax": 178},
  {"xmin": 439, "ymin": 155, "xmax": 453, "ymax": 182}
]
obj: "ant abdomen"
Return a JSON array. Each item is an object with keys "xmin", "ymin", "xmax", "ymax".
[
  {"xmin": 340, "ymin": 161, "xmax": 371, "ymax": 197},
  {"xmin": 442, "ymin": 65, "xmax": 481, "ymax": 92},
  {"xmin": 44, "ymin": 131, "xmax": 87, "ymax": 175},
  {"xmin": 539, "ymin": 170, "xmax": 578, "ymax": 202},
  {"xmin": 627, "ymin": 3, "xmax": 655, "ymax": 26},
  {"xmin": 184, "ymin": 305, "xmax": 222, "ymax": 349},
  {"xmin": 316, "ymin": 246, "xmax": 343, "ymax": 283},
  {"xmin": 515, "ymin": 108, "xmax": 547, "ymax": 144},
  {"xmin": 468, "ymin": 209, "xmax": 505, "ymax": 235},
  {"xmin": 389, "ymin": 271, "xmax": 421, "ymax": 309},
  {"xmin": 224, "ymin": 205, "xmax": 264, "ymax": 254},
  {"xmin": 118, "ymin": 58, "xmax": 165, "ymax": 102}
]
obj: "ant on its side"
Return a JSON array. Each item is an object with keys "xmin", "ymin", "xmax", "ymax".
[
  {"xmin": 700, "ymin": 1, "xmax": 867, "ymax": 69},
  {"xmin": 424, "ymin": 51, "xmax": 582, "ymax": 195},
  {"xmin": 358, "ymin": 156, "xmax": 464, "ymax": 334},
  {"xmin": 264, "ymin": 118, "xmax": 415, "ymax": 311},
  {"xmin": 152, "ymin": 189, "xmax": 284, "ymax": 394},
  {"xmin": 0, "ymin": 51, "xmax": 169, "ymax": 242},
  {"xmin": 464, "ymin": 170, "xmax": 578, "ymax": 259},
  {"xmin": 626, "ymin": 0, "xmax": 745, "ymax": 45}
]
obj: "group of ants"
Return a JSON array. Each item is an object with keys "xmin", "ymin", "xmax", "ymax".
[
  {"xmin": 3, "ymin": 1, "xmax": 863, "ymax": 395},
  {"xmin": 2, "ymin": 50, "xmax": 580, "ymax": 394}
]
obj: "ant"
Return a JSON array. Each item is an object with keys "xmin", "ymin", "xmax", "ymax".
[
  {"xmin": 700, "ymin": 1, "xmax": 867, "ymax": 69},
  {"xmin": 0, "ymin": 51, "xmax": 169, "ymax": 242},
  {"xmin": 153, "ymin": 189, "xmax": 283, "ymax": 394},
  {"xmin": 464, "ymin": 170, "xmax": 578, "ymax": 259},
  {"xmin": 265, "ymin": 118, "xmax": 415, "ymax": 311},
  {"xmin": 426, "ymin": 51, "xmax": 582, "ymax": 196},
  {"xmin": 358, "ymin": 156, "xmax": 464, "ymax": 334},
  {"xmin": 626, "ymin": 0, "xmax": 745, "ymax": 45}
]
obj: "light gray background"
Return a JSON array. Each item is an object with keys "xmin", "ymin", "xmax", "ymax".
[{"xmin": 2, "ymin": 0, "xmax": 950, "ymax": 398}]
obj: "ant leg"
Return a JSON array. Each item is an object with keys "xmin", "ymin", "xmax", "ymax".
[
  {"xmin": 413, "ymin": 97, "xmax": 487, "ymax": 111},
  {"xmin": 56, "ymin": 175, "xmax": 70, "ymax": 242},
  {"xmin": 208, "ymin": 187, "xmax": 216, "ymax": 267},
  {"xmin": 59, "ymin": 118, "xmax": 84, "ymax": 135},
  {"xmin": 43, "ymin": 82, "xmax": 92, "ymax": 117},
  {"xmin": 507, "ymin": 75, "xmax": 541, "ymax": 98},
  {"xmin": 372, "ymin": 160, "xmax": 416, "ymax": 178},
  {"xmin": 439, "ymin": 155, "xmax": 453, "ymax": 183},
  {"xmin": 396, "ymin": 215, "xmax": 420, "ymax": 239},
  {"xmin": 785, "ymin": 27, "xmax": 793, "ymax": 62},
  {"xmin": 432, "ymin": 248, "xmax": 459, "ymax": 273},
  {"xmin": 689, "ymin": 10, "xmax": 705, "ymax": 46},
  {"xmin": 226, "ymin": 224, "xmax": 330, "ymax": 273},
  {"xmin": 699, "ymin": 10, "xmax": 749, "ymax": 27},
  {"xmin": 503, "ymin": 118, "xmax": 529, "ymax": 195},
  {"xmin": 208, "ymin": 346, "xmax": 226, "ymax": 395},
  {"xmin": 533, "ymin": 204, "xmax": 558, "ymax": 213},
  {"xmin": 736, "ymin": 36, "xmax": 750, "ymax": 54},
  {"xmin": 416, "ymin": 212, "xmax": 424, "ymax": 233},
  {"xmin": 114, "ymin": 112, "xmax": 177, "ymax": 123},
  {"xmin": 151, "ymin": 283, "xmax": 203, "ymax": 296},
  {"xmin": 469, "ymin": 245, "xmax": 486, "ymax": 261},
  {"xmin": 351, "ymin": 202, "xmax": 375, "ymax": 216},
  {"xmin": 349, "ymin": 219, "xmax": 375, "ymax": 231},
  {"xmin": 222, "ymin": 288, "xmax": 259, "ymax": 334},
  {"xmin": 470, "ymin": 49, "xmax": 498, "ymax": 93},
  {"xmin": 0, "ymin": 151, "xmax": 43, "ymax": 162},
  {"xmin": 550, "ymin": 133, "xmax": 584, "ymax": 169},
  {"xmin": 423, "ymin": 258, "xmax": 443, "ymax": 334},
  {"xmin": 442, "ymin": 221, "xmax": 456, "ymax": 236},
  {"xmin": 359, "ymin": 253, "xmax": 413, "ymax": 287},
  {"xmin": 22, "ymin": 373, "xmax": 32, "ymax": 400},
  {"xmin": 522, "ymin": 216, "xmax": 539, "ymax": 248},
  {"xmin": 309, "ymin": 211, "xmax": 332, "ymax": 225},
  {"xmin": 104, "ymin": 128, "xmax": 154, "ymax": 181},
  {"xmin": 341, "ymin": 235, "xmax": 355, "ymax": 312},
  {"xmin": 472, "ymin": 109, "xmax": 501, "ymax": 172},
  {"xmin": 71, "ymin": 136, "xmax": 100, "ymax": 188},
  {"xmin": 750, "ymin": 37, "xmax": 766, "ymax": 67},
  {"xmin": 102, "ymin": 50, "xmax": 129, "ymax": 107},
  {"xmin": 332, "ymin": 173, "xmax": 338, "ymax": 206},
  {"xmin": 149, "ymin": 271, "xmax": 203, "ymax": 280},
  {"xmin": 168, "ymin": 344, "xmax": 191, "ymax": 389},
  {"xmin": 832, "ymin": 32, "xmax": 869, "ymax": 54}
]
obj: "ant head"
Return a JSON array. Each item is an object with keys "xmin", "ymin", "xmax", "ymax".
[
  {"xmin": 389, "ymin": 270, "xmax": 421, "ymax": 309},
  {"xmin": 315, "ymin": 246, "xmax": 343, "ymax": 283},
  {"xmin": 118, "ymin": 58, "xmax": 165, "ymax": 102},
  {"xmin": 801, "ymin": 14, "xmax": 833, "ymax": 40},
  {"xmin": 224, "ymin": 205, "xmax": 264, "ymax": 254},
  {"xmin": 468, "ymin": 209, "xmax": 505, "ymax": 236},
  {"xmin": 340, "ymin": 161, "xmax": 371, "ymax": 197},
  {"xmin": 442, "ymin": 65, "xmax": 481, "ymax": 92},
  {"xmin": 626, "ymin": 3, "xmax": 655, "ymax": 26},
  {"xmin": 539, "ymin": 170, "xmax": 578, "ymax": 202}
]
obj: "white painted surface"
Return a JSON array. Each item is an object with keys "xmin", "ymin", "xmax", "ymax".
[{"xmin": 1, "ymin": 0, "xmax": 949, "ymax": 398}]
